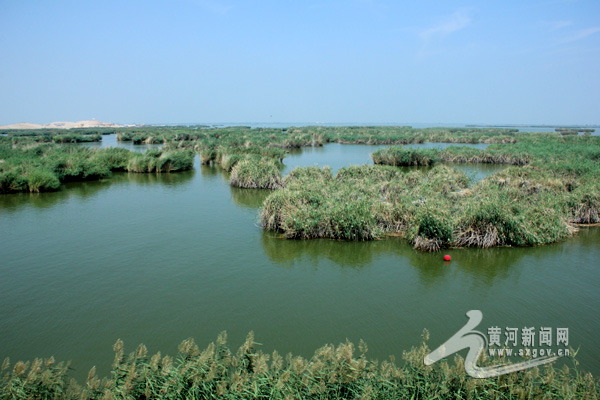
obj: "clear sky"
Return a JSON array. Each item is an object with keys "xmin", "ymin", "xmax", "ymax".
[{"xmin": 0, "ymin": 0, "xmax": 598, "ymax": 125}]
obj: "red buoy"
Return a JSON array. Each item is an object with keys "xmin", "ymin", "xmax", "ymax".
[{"xmin": 443, "ymin": 255, "xmax": 451, "ymax": 261}]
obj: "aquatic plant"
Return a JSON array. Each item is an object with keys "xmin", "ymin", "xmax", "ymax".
[
  {"xmin": 127, "ymin": 150, "xmax": 194, "ymax": 173},
  {"xmin": 25, "ymin": 168, "xmax": 61, "ymax": 193},
  {"xmin": 0, "ymin": 144, "xmax": 195, "ymax": 193},
  {"xmin": 1, "ymin": 332, "xmax": 598, "ymax": 399},
  {"xmin": 413, "ymin": 208, "xmax": 454, "ymax": 251},
  {"xmin": 569, "ymin": 182, "xmax": 600, "ymax": 224},
  {"xmin": 372, "ymin": 147, "xmax": 439, "ymax": 166},
  {"xmin": 51, "ymin": 134, "xmax": 102, "ymax": 143},
  {"xmin": 230, "ymin": 158, "xmax": 283, "ymax": 189},
  {"xmin": 260, "ymin": 157, "xmax": 596, "ymax": 250}
]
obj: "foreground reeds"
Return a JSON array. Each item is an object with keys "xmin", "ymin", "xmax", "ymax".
[{"xmin": 1, "ymin": 332, "xmax": 597, "ymax": 399}]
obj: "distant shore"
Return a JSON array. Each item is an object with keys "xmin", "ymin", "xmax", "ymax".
[{"xmin": 0, "ymin": 120, "xmax": 126, "ymax": 130}]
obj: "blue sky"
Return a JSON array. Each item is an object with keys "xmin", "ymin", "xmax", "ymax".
[{"xmin": 0, "ymin": 0, "xmax": 598, "ymax": 125}]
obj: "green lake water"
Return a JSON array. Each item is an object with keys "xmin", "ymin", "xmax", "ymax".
[{"xmin": 1, "ymin": 140, "xmax": 599, "ymax": 381}]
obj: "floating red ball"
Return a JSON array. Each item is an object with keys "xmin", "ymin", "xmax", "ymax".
[{"xmin": 443, "ymin": 255, "xmax": 451, "ymax": 261}]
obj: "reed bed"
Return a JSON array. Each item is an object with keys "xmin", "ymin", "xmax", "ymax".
[
  {"xmin": 83, "ymin": 125, "xmax": 530, "ymax": 153},
  {"xmin": 261, "ymin": 157, "xmax": 597, "ymax": 250},
  {"xmin": 51, "ymin": 134, "xmax": 102, "ymax": 143},
  {"xmin": 372, "ymin": 146, "xmax": 531, "ymax": 166},
  {"xmin": 126, "ymin": 150, "xmax": 194, "ymax": 173},
  {"xmin": 230, "ymin": 158, "xmax": 283, "ymax": 189},
  {"xmin": 569, "ymin": 183, "xmax": 600, "ymax": 224},
  {"xmin": 1, "ymin": 332, "xmax": 598, "ymax": 399},
  {"xmin": 0, "ymin": 144, "xmax": 195, "ymax": 193},
  {"xmin": 372, "ymin": 147, "xmax": 439, "ymax": 166}
]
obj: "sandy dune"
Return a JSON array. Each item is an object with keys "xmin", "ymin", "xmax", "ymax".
[{"xmin": 0, "ymin": 120, "xmax": 124, "ymax": 130}]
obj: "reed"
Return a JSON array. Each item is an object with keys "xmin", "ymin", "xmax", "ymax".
[
  {"xmin": 1, "ymin": 332, "xmax": 598, "ymax": 399},
  {"xmin": 455, "ymin": 200, "xmax": 527, "ymax": 248},
  {"xmin": 25, "ymin": 168, "xmax": 61, "ymax": 193},
  {"xmin": 229, "ymin": 158, "xmax": 283, "ymax": 189},
  {"xmin": 260, "ymin": 160, "xmax": 592, "ymax": 250},
  {"xmin": 0, "ymin": 144, "xmax": 195, "ymax": 193},
  {"xmin": 51, "ymin": 134, "xmax": 102, "ymax": 143},
  {"xmin": 372, "ymin": 147, "xmax": 439, "ymax": 166},
  {"xmin": 413, "ymin": 208, "xmax": 454, "ymax": 251},
  {"xmin": 569, "ymin": 183, "xmax": 600, "ymax": 224},
  {"xmin": 127, "ymin": 150, "xmax": 194, "ymax": 173},
  {"xmin": 199, "ymin": 148, "xmax": 216, "ymax": 165}
]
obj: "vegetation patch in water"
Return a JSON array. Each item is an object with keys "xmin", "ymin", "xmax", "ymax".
[
  {"xmin": 126, "ymin": 149, "xmax": 194, "ymax": 173},
  {"xmin": 0, "ymin": 143, "xmax": 195, "ymax": 193},
  {"xmin": 372, "ymin": 147, "xmax": 439, "ymax": 166},
  {"xmin": 230, "ymin": 157, "xmax": 283, "ymax": 189},
  {"xmin": 261, "ymin": 157, "xmax": 596, "ymax": 250}
]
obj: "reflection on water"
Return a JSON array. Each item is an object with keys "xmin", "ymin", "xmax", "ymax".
[
  {"xmin": 260, "ymin": 232, "xmax": 567, "ymax": 288},
  {"xmin": 199, "ymin": 164, "xmax": 230, "ymax": 181},
  {"xmin": 261, "ymin": 233, "xmax": 407, "ymax": 268},
  {"xmin": 230, "ymin": 187, "xmax": 272, "ymax": 209}
]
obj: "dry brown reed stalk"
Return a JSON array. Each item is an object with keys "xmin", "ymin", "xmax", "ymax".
[
  {"xmin": 455, "ymin": 225, "xmax": 502, "ymax": 248},
  {"xmin": 413, "ymin": 236, "xmax": 442, "ymax": 252}
]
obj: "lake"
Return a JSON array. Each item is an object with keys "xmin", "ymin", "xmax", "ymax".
[{"xmin": 1, "ymin": 139, "xmax": 598, "ymax": 382}]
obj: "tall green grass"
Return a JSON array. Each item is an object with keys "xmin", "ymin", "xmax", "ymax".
[
  {"xmin": 230, "ymin": 157, "xmax": 283, "ymax": 189},
  {"xmin": 127, "ymin": 150, "xmax": 194, "ymax": 173},
  {"xmin": 261, "ymin": 159, "xmax": 596, "ymax": 250},
  {"xmin": 1, "ymin": 332, "xmax": 598, "ymax": 399},
  {"xmin": 372, "ymin": 147, "xmax": 439, "ymax": 166},
  {"xmin": 0, "ymin": 144, "xmax": 195, "ymax": 193}
]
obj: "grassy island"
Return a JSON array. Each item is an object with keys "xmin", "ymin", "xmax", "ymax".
[
  {"xmin": 0, "ymin": 144, "xmax": 194, "ymax": 193},
  {"xmin": 262, "ymin": 134, "xmax": 599, "ymax": 250}
]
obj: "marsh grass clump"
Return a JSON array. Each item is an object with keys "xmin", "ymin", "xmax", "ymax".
[
  {"xmin": 0, "ymin": 144, "xmax": 195, "ymax": 193},
  {"xmin": 127, "ymin": 150, "xmax": 194, "ymax": 173},
  {"xmin": 413, "ymin": 209, "xmax": 454, "ymax": 251},
  {"xmin": 261, "ymin": 157, "xmax": 591, "ymax": 249},
  {"xmin": 569, "ymin": 183, "xmax": 600, "ymax": 224},
  {"xmin": 421, "ymin": 164, "xmax": 470, "ymax": 195},
  {"xmin": 92, "ymin": 147, "xmax": 132, "ymax": 171},
  {"xmin": 262, "ymin": 165, "xmax": 415, "ymax": 241},
  {"xmin": 200, "ymin": 148, "xmax": 217, "ymax": 165},
  {"xmin": 372, "ymin": 147, "xmax": 439, "ymax": 166},
  {"xmin": 1, "ymin": 332, "xmax": 598, "ymax": 399},
  {"xmin": 220, "ymin": 153, "xmax": 246, "ymax": 171},
  {"xmin": 0, "ymin": 169, "xmax": 28, "ymax": 192},
  {"xmin": 455, "ymin": 201, "xmax": 527, "ymax": 248},
  {"xmin": 230, "ymin": 157, "xmax": 283, "ymax": 189},
  {"xmin": 52, "ymin": 133, "xmax": 102, "ymax": 143},
  {"xmin": 373, "ymin": 145, "xmax": 533, "ymax": 167},
  {"xmin": 25, "ymin": 168, "xmax": 61, "ymax": 192}
]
